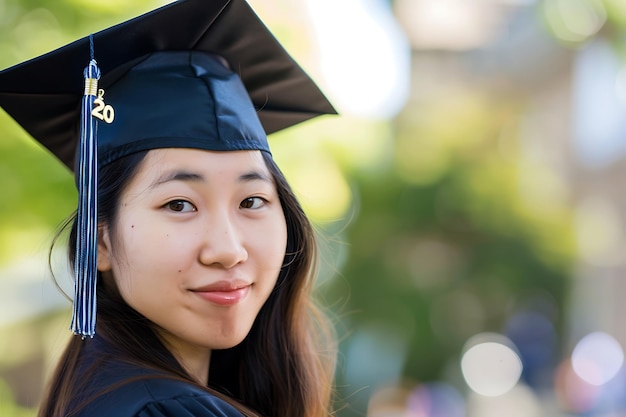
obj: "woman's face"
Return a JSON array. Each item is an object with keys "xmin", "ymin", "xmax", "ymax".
[{"xmin": 97, "ymin": 149, "xmax": 287, "ymax": 358}]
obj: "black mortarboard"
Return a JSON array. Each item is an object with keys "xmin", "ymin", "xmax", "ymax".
[
  {"xmin": 0, "ymin": 0, "xmax": 335, "ymax": 337},
  {"xmin": 0, "ymin": 0, "xmax": 335, "ymax": 170}
]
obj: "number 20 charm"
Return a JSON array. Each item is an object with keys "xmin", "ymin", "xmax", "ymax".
[{"xmin": 92, "ymin": 89, "xmax": 115, "ymax": 124}]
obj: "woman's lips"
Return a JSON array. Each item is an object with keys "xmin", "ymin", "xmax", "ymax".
[{"xmin": 191, "ymin": 280, "xmax": 251, "ymax": 306}]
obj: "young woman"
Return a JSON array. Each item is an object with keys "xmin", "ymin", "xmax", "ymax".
[
  {"xmin": 39, "ymin": 145, "xmax": 335, "ymax": 417},
  {"xmin": 0, "ymin": 0, "xmax": 337, "ymax": 416}
]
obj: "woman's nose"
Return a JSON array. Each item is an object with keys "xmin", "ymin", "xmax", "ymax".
[{"xmin": 198, "ymin": 214, "xmax": 248, "ymax": 269}]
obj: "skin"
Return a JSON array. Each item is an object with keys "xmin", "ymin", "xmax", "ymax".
[{"xmin": 97, "ymin": 149, "xmax": 287, "ymax": 384}]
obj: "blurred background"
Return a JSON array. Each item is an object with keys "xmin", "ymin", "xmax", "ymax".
[{"xmin": 1, "ymin": 0, "xmax": 626, "ymax": 416}]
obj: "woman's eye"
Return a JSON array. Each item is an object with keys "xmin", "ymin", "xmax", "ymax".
[
  {"xmin": 240, "ymin": 197, "xmax": 265, "ymax": 210},
  {"xmin": 165, "ymin": 200, "xmax": 196, "ymax": 213}
]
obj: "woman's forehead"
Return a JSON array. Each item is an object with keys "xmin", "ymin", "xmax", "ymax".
[
  {"xmin": 136, "ymin": 148, "xmax": 270, "ymax": 183},
  {"xmin": 147, "ymin": 147, "xmax": 265, "ymax": 165}
]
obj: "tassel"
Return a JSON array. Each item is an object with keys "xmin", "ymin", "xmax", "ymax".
[{"xmin": 71, "ymin": 36, "xmax": 100, "ymax": 338}]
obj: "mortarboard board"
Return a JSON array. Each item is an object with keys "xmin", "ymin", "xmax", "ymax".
[{"xmin": 0, "ymin": 0, "xmax": 336, "ymax": 337}]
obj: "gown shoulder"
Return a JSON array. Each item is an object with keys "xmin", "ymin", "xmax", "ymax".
[{"xmin": 72, "ymin": 337, "xmax": 243, "ymax": 417}]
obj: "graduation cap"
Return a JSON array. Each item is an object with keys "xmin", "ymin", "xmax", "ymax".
[{"xmin": 0, "ymin": 0, "xmax": 335, "ymax": 338}]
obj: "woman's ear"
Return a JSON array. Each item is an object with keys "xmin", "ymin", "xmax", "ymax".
[{"xmin": 97, "ymin": 225, "xmax": 113, "ymax": 271}]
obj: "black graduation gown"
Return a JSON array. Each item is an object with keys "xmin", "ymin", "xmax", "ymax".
[{"xmin": 69, "ymin": 336, "xmax": 243, "ymax": 417}]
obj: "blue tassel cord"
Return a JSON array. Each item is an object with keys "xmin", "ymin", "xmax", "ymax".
[{"xmin": 71, "ymin": 57, "xmax": 100, "ymax": 338}]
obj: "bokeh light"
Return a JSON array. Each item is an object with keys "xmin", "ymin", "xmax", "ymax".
[
  {"xmin": 461, "ymin": 334, "xmax": 523, "ymax": 397},
  {"xmin": 394, "ymin": 0, "xmax": 502, "ymax": 50},
  {"xmin": 466, "ymin": 384, "xmax": 541, "ymax": 417},
  {"xmin": 572, "ymin": 39, "xmax": 626, "ymax": 168},
  {"xmin": 304, "ymin": 0, "xmax": 410, "ymax": 118},
  {"xmin": 283, "ymin": 152, "xmax": 352, "ymax": 223},
  {"xmin": 571, "ymin": 332, "xmax": 624, "ymax": 386},
  {"xmin": 541, "ymin": 0, "xmax": 607, "ymax": 43}
]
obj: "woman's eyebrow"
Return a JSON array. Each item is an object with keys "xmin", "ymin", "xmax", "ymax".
[
  {"xmin": 151, "ymin": 170, "xmax": 205, "ymax": 188},
  {"xmin": 238, "ymin": 170, "xmax": 272, "ymax": 184},
  {"xmin": 150, "ymin": 169, "xmax": 271, "ymax": 188}
]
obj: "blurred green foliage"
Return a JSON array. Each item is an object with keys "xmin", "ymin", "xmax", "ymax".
[
  {"xmin": 538, "ymin": 0, "xmax": 626, "ymax": 55},
  {"xmin": 0, "ymin": 1, "xmax": 167, "ymax": 265},
  {"xmin": 0, "ymin": 378, "xmax": 34, "ymax": 417},
  {"xmin": 320, "ymin": 92, "xmax": 575, "ymax": 415}
]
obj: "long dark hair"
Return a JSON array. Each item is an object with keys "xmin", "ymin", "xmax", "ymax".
[{"xmin": 38, "ymin": 150, "xmax": 336, "ymax": 417}]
